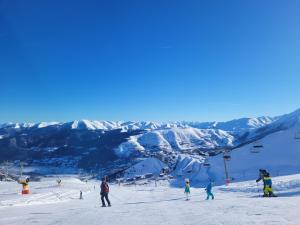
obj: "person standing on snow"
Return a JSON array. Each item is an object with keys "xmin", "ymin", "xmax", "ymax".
[
  {"xmin": 100, "ymin": 177, "xmax": 111, "ymax": 207},
  {"xmin": 262, "ymin": 173, "xmax": 277, "ymax": 197},
  {"xmin": 256, "ymin": 169, "xmax": 268, "ymax": 183},
  {"xmin": 184, "ymin": 179, "xmax": 191, "ymax": 200},
  {"xmin": 256, "ymin": 169, "xmax": 268, "ymax": 193},
  {"xmin": 205, "ymin": 180, "xmax": 214, "ymax": 200},
  {"xmin": 256, "ymin": 169, "xmax": 277, "ymax": 197}
]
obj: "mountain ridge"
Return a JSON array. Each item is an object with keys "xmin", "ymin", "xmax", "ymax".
[{"xmin": 0, "ymin": 108, "xmax": 299, "ymax": 177}]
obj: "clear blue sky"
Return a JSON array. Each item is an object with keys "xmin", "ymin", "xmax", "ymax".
[{"xmin": 0, "ymin": 0, "xmax": 300, "ymax": 123}]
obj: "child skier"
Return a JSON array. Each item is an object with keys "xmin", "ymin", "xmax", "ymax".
[
  {"xmin": 205, "ymin": 180, "xmax": 214, "ymax": 200},
  {"xmin": 184, "ymin": 179, "xmax": 191, "ymax": 200},
  {"xmin": 262, "ymin": 173, "xmax": 277, "ymax": 197},
  {"xmin": 256, "ymin": 170, "xmax": 277, "ymax": 197},
  {"xmin": 19, "ymin": 177, "xmax": 30, "ymax": 194},
  {"xmin": 256, "ymin": 169, "xmax": 268, "ymax": 193}
]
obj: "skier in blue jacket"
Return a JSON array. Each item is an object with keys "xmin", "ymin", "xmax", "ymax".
[
  {"xmin": 205, "ymin": 181, "xmax": 214, "ymax": 200},
  {"xmin": 184, "ymin": 179, "xmax": 191, "ymax": 200}
]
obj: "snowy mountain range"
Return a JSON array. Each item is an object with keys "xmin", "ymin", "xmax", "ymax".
[
  {"xmin": 0, "ymin": 115, "xmax": 276, "ymax": 133},
  {"xmin": 0, "ymin": 108, "xmax": 300, "ymax": 179}
]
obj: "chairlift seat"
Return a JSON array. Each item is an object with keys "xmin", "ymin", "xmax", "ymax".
[
  {"xmin": 251, "ymin": 148, "xmax": 260, "ymax": 153},
  {"xmin": 203, "ymin": 163, "xmax": 210, "ymax": 167},
  {"xmin": 223, "ymin": 155, "xmax": 231, "ymax": 160},
  {"xmin": 251, "ymin": 142, "xmax": 264, "ymax": 153},
  {"xmin": 253, "ymin": 145, "xmax": 263, "ymax": 148},
  {"xmin": 295, "ymin": 132, "xmax": 300, "ymax": 139}
]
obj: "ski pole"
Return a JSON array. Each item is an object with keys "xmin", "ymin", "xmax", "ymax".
[{"xmin": 256, "ymin": 182, "xmax": 260, "ymax": 197}]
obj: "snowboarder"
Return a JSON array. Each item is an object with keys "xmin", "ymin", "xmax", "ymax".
[
  {"xmin": 262, "ymin": 173, "xmax": 277, "ymax": 197},
  {"xmin": 184, "ymin": 179, "xmax": 191, "ymax": 200},
  {"xmin": 256, "ymin": 169, "xmax": 277, "ymax": 197},
  {"xmin": 256, "ymin": 169, "xmax": 268, "ymax": 193},
  {"xmin": 100, "ymin": 177, "xmax": 111, "ymax": 207},
  {"xmin": 205, "ymin": 180, "xmax": 214, "ymax": 200}
]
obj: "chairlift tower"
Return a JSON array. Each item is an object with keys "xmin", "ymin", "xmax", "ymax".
[
  {"xmin": 222, "ymin": 150, "xmax": 231, "ymax": 185},
  {"xmin": 203, "ymin": 157, "xmax": 211, "ymax": 168},
  {"xmin": 20, "ymin": 161, "xmax": 27, "ymax": 177}
]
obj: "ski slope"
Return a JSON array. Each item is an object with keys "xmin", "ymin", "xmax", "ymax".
[
  {"xmin": 172, "ymin": 125, "xmax": 300, "ymax": 185},
  {"xmin": 0, "ymin": 174, "xmax": 300, "ymax": 225},
  {"xmin": 0, "ymin": 177, "xmax": 91, "ymax": 208}
]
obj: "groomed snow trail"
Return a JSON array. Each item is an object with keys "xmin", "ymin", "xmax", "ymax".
[{"xmin": 0, "ymin": 175, "xmax": 300, "ymax": 225}]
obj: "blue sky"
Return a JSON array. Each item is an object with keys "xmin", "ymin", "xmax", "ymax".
[{"xmin": 0, "ymin": 0, "xmax": 300, "ymax": 123}]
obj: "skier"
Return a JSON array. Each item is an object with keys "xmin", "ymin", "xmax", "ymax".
[
  {"xmin": 100, "ymin": 177, "xmax": 111, "ymax": 207},
  {"xmin": 56, "ymin": 178, "xmax": 62, "ymax": 186},
  {"xmin": 256, "ymin": 169, "xmax": 277, "ymax": 197},
  {"xmin": 262, "ymin": 173, "xmax": 277, "ymax": 197},
  {"xmin": 205, "ymin": 180, "xmax": 214, "ymax": 200},
  {"xmin": 184, "ymin": 179, "xmax": 191, "ymax": 200},
  {"xmin": 19, "ymin": 177, "xmax": 30, "ymax": 194},
  {"xmin": 256, "ymin": 169, "xmax": 268, "ymax": 193}
]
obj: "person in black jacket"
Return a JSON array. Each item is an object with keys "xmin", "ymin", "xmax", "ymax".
[
  {"xmin": 100, "ymin": 177, "xmax": 111, "ymax": 207},
  {"xmin": 256, "ymin": 169, "xmax": 268, "ymax": 186}
]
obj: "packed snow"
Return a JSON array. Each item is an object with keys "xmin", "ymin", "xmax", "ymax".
[{"xmin": 1, "ymin": 174, "xmax": 300, "ymax": 225}]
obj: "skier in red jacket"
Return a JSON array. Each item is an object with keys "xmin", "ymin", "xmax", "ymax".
[{"xmin": 100, "ymin": 177, "xmax": 111, "ymax": 207}]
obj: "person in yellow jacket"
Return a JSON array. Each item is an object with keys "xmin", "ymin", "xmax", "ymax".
[
  {"xmin": 262, "ymin": 173, "xmax": 277, "ymax": 197},
  {"xmin": 19, "ymin": 177, "xmax": 30, "ymax": 194}
]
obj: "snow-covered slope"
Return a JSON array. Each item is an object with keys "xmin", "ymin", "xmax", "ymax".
[
  {"xmin": 1, "ymin": 174, "xmax": 300, "ymax": 225},
  {"xmin": 115, "ymin": 127, "xmax": 235, "ymax": 157},
  {"xmin": 183, "ymin": 116, "xmax": 275, "ymax": 133},
  {"xmin": 123, "ymin": 158, "xmax": 167, "ymax": 178},
  {"xmin": 69, "ymin": 120, "xmax": 120, "ymax": 130},
  {"xmin": 173, "ymin": 124, "xmax": 300, "ymax": 185},
  {"xmin": 0, "ymin": 176, "xmax": 90, "ymax": 207}
]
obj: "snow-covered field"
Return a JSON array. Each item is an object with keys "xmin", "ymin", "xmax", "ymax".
[{"xmin": 1, "ymin": 175, "xmax": 300, "ymax": 225}]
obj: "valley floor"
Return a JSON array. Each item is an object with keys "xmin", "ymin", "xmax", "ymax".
[{"xmin": 1, "ymin": 175, "xmax": 300, "ymax": 225}]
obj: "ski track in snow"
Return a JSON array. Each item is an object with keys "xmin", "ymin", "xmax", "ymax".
[{"xmin": 0, "ymin": 175, "xmax": 300, "ymax": 225}]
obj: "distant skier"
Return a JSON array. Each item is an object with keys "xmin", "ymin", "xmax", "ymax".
[
  {"xmin": 184, "ymin": 179, "xmax": 191, "ymax": 200},
  {"xmin": 19, "ymin": 177, "xmax": 30, "ymax": 194},
  {"xmin": 100, "ymin": 177, "xmax": 111, "ymax": 207},
  {"xmin": 205, "ymin": 180, "xmax": 214, "ymax": 200},
  {"xmin": 56, "ymin": 178, "xmax": 62, "ymax": 186}
]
